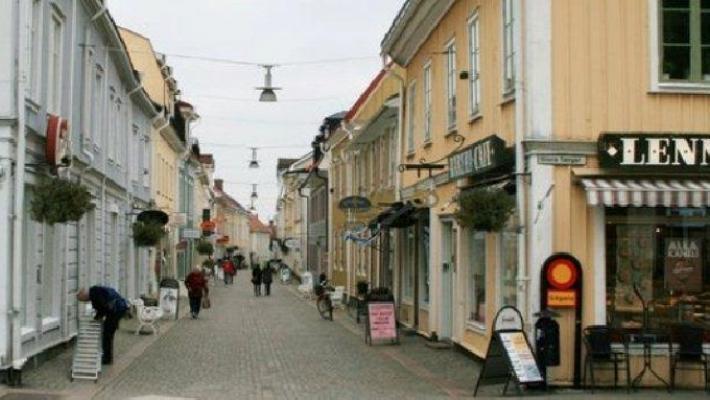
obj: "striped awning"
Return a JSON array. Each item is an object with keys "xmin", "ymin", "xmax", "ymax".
[{"xmin": 580, "ymin": 179, "xmax": 710, "ymax": 207}]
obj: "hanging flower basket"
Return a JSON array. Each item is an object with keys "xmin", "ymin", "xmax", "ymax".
[
  {"xmin": 455, "ymin": 188, "xmax": 515, "ymax": 232},
  {"xmin": 30, "ymin": 177, "xmax": 95, "ymax": 224},
  {"xmin": 132, "ymin": 221, "xmax": 165, "ymax": 247},
  {"xmin": 196, "ymin": 239, "xmax": 214, "ymax": 255}
]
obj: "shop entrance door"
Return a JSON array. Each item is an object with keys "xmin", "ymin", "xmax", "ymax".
[{"xmin": 440, "ymin": 221, "xmax": 455, "ymax": 339}]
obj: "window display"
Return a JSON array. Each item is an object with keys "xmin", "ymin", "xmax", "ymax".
[
  {"xmin": 605, "ymin": 207, "xmax": 710, "ymax": 330},
  {"xmin": 468, "ymin": 231, "xmax": 486, "ymax": 325}
]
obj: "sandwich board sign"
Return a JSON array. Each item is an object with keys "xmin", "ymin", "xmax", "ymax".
[
  {"xmin": 365, "ymin": 302, "xmax": 399, "ymax": 345},
  {"xmin": 474, "ymin": 306, "xmax": 545, "ymax": 396}
]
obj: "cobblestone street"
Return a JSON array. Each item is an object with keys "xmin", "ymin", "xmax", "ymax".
[{"xmin": 6, "ymin": 275, "xmax": 708, "ymax": 400}]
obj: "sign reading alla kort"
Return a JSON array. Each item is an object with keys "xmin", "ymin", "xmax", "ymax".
[
  {"xmin": 599, "ymin": 133, "xmax": 710, "ymax": 171},
  {"xmin": 448, "ymin": 135, "xmax": 510, "ymax": 180}
]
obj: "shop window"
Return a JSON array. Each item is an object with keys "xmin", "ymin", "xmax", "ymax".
[
  {"xmin": 605, "ymin": 207, "xmax": 710, "ymax": 331},
  {"xmin": 468, "ymin": 231, "xmax": 487, "ymax": 326},
  {"xmin": 420, "ymin": 221, "xmax": 431, "ymax": 305},
  {"xmin": 499, "ymin": 230, "xmax": 517, "ymax": 307},
  {"xmin": 660, "ymin": 0, "xmax": 710, "ymax": 82},
  {"xmin": 403, "ymin": 227, "xmax": 415, "ymax": 300}
]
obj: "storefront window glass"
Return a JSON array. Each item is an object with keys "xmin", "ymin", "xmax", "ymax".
[
  {"xmin": 402, "ymin": 227, "xmax": 415, "ymax": 300},
  {"xmin": 606, "ymin": 207, "xmax": 710, "ymax": 330},
  {"xmin": 468, "ymin": 231, "xmax": 486, "ymax": 325},
  {"xmin": 499, "ymin": 230, "xmax": 517, "ymax": 307},
  {"xmin": 420, "ymin": 223, "xmax": 430, "ymax": 305}
]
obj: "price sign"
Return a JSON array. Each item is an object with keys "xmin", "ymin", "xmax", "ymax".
[{"xmin": 365, "ymin": 302, "xmax": 399, "ymax": 345}]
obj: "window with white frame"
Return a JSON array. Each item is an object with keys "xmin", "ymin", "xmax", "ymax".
[
  {"xmin": 423, "ymin": 62, "xmax": 432, "ymax": 141},
  {"xmin": 467, "ymin": 230, "xmax": 486, "ymax": 326},
  {"xmin": 132, "ymin": 124, "xmax": 140, "ymax": 182},
  {"xmin": 26, "ymin": 0, "xmax": 43, "ymax": 100},
  {"xmin": 46, "ymin": 8, "xmax": 63, "ymax": 114},
  {"xmin": 388, "ymin": 126, "xmax": 396, "ymax": 186},
  {"xmin": 420, "ymin": 222, "xmax": 430, "ymax": 305},
  {"xmin": 659, "ymin": 0, "xmax": 710, "ymax": 82},
  {"xmin": 445, "ymin": 41, "xmax": 457, "ymax": 129},
  {"xmin": 41, "ymin": 223, "xmax": 58, "ymax": 320},
  {"xmin": 92, "ymin": 65, "xmax": 104, "ymax": 147},
  {"xmin": 468, "ymin": 12, "xmax": 482, "ymax": 115},
  {"xmin": 109, "ymin": 89, "xmax": 116, "ymax": 161},
  {"xmin": 502, "ymin": 0, "xmax": 515, "ymax": 95},
  {"xmin": 143, "ymin": 135, "xmax": 150, "ymax": 187},
  {"xmin": 407, "ymin": 81, "xmax": 416, "ymax": 153}
]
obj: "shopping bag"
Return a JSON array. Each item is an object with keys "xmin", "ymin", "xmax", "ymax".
[{"xmin": 201, "ymin": 296, "xmax": 211, "ymax": 309}]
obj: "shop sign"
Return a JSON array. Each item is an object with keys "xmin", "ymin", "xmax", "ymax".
[
  {"xmin": 538, "ymin": 154, "xmax": 586, "ymax": 166},
  {"xmin": 338, "ymin": 196, "xmax": 371, "ymax": 211},
  {"xmin": 448, "ymin": 135, "xmax": 508, "ymax": 180},
  {"xmin": 365, "ymin": 302, "xmax": 398, "ymax": 345},
  {"xmin": 665, "ymin": 238, "xmax": 702, "ymax": 293},
  {"xmin": 181, "ymin": 229, "xmax": 200, "ymax": 239},
  {"xmin": 546, "ymin": 290, "xmax": 576, "ymax": 308},
  {"xmin": 599, "ymin": 133, "xmax": 710, "ymax": 171}
]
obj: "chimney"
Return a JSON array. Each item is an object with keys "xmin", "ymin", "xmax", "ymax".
[{"xmin": 215, "ymin": 179, "xmax": 223, "ymax": 191}]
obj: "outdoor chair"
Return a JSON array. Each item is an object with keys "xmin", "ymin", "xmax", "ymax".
[
  {"xmin": 331, "ymin": 286, "xmax": 345, "ymax": 309},
  {"xmin": 669, "ymin": 323, "xmax": 709, "ymax": 392},
  {"xmin": 130, "ymin": 298, "xmax": 164, "ymax": 335},
  {"xmin": 582, "ymin": 325, "xmax": 631, "ymax": 392}
]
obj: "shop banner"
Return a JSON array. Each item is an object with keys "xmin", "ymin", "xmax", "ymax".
[
  {"xmin": 665, "ymin": 238, "xmax": 702, "ymax": 293},
  {"xmin": 499, "ymin": 331, "xmax": 544, "ymax": 383}
]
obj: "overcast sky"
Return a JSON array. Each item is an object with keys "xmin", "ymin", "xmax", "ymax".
[{"xmin": 111, "ymin": 0, "xmax": 404, "ymax": 221}]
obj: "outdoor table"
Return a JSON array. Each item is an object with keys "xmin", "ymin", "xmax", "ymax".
[{"xmin": 626, "ymin": 329, "xmax": 670, "ymax": 391}]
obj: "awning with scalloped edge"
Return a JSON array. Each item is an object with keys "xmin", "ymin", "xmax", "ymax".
[{"xmin": 580, "ymin": 179, "xmax": 710, "ymax": 207}]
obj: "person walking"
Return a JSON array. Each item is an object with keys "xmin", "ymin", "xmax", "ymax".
[
  {"xmin": 251, "ymin": 263, "xmax": 262, "ymax": 296},
  {"xmin": 223, "ymin": 257, "xmax": 236, "ymax": 285},
  {"xmin": 76, "ymin": 286, "xmax": 129, "ymax": 365},
  {"xmin": 185, "ymin": 266, "xmax": 209, "ymax": 319},
  {"xmin": 262, "ymin": 261, "xmax": 274, "ymax": 296}
]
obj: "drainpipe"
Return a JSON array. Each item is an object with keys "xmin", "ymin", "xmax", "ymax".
[
  {"xmin": 514, "ymin": 0, "xmax": 530, "ymax": 329},
  {"xmin": 9, "ymin": 0, "xmax": 28, "ymax": 373}
]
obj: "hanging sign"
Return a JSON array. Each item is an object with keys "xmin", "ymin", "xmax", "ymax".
[
  {"xmin": 448, "ymin": 135, "xmax": 510, "ymax": 180},
  {"xmin": 45, "ymin": 115, "xmax": 71, "ymax": 169},
  {"xmin": 598, "ymin": 133, "xmax": 710, "ymax": 171},
  {"xmin": 365, "ymin": 301, "xmax": 399, "ymax": 345},
  {"xmin": 338, "ymin": 196, "xmax": 371, "ymax": 211},
  {"xmin": 665, "ymin": 238, "xmax": 702, "ymax": 292}
]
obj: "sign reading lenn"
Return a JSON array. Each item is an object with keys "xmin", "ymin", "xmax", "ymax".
[{"xmin": 599, "ymin": 133, "xmax": 710, "ymax": 170}]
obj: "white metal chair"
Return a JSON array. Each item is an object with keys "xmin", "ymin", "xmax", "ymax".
[
  {"xmin": 130, "ymin": 299, "xmax": 164, "ymax": 335},
  {"xmin": 331, "ymin": 286, "xmax": 345, "ymax": 309},
  {"xmin": 298, "ymin": 272, "xmax": 314, "ymax": 299}
]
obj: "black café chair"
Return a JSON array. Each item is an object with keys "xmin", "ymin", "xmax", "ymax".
[
  {"xmin": 583, "ymin": 325, "xmax": 631, "ymax": 393},
  {"xmin": 669, "ymin": 323, "xmax": 709, "ymax": 392}
]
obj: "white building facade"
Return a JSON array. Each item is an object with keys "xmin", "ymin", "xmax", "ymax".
[{"xmin": 0, "ymin": 0, "xmax": 156, "ymax": 371}]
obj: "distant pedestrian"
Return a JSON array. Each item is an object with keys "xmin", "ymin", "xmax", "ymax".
[
  {"xmin": 251, "ymin": 263, "xmax": 262, "ymax": 296},
  {"xmin": 262, "ymin": 261, "xmax": 274, "ymax": 296},
  {"xmin": 185, "ymin": 266, "xmax": 209, "ymax": 319},
  {"xmin": 235, "ymin": 253, "xmax": 245, "ymax": 270},
  {"xmin": 223, "ymin": 257, "xmax": 236, "ymax": 285},
  {"xmin": 76, "ymin": 286, "xmax": 128, "ymax": 365}
]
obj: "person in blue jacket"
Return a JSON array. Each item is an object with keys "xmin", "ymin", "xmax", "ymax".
[{"xmin": 77, "ymin": 286, "xmax": 128, "ymax": 365}]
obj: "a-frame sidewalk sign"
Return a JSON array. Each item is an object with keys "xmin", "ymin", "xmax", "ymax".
[{"xmin": 473, "ymin": 306, "xmax": 546, "ymax": 396}]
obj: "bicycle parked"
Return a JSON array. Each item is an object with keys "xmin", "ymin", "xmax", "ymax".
[{"xmin": 315, "ymin": 274, "xmax": 334, "ymax": 321}]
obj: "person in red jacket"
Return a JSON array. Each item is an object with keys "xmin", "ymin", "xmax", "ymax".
[
  {"xmin": 185, "ymin": 267, "xmax": 209, "ymax": 319},
  {"xmin": 223, "ymin": 258, "xmax": 236, "ymax": 285}
]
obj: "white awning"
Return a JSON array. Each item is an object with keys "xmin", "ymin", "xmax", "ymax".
[{"xmin": 580, "ymin": 179, "xmax": 710, "ymax": 208}]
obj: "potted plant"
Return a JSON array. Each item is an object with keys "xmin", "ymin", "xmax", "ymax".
[
  {"xmin": 356, "ymin": 280, "xmax": 369, "ymax": 297},
  {"xmin": 30, "ymin": 177, "xmax": 95, "ymax": 224},
  {"xmin": 132, "ymin": 221, "xmax": 165, "ymax": 247},
  {"xmin": 195, "ymin": 239, "xmax": 214, "ymax": 255},
  {"xmin": 455, "ymin": 188, "xmax": 515, "ymax": 232}
]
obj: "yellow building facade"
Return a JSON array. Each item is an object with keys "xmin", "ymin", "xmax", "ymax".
[
  {"xmin": 382, "ymin": 0, "xmax": 710, "ymax": 389},
  {"xmin": 120, "ymin": 28, "xmax": 184, "ymax": 285}
]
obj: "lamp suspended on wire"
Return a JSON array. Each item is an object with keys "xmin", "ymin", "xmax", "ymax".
[
  {"xmin": 249, "ymin": 147, "xmax": 259, "ymax": 168},
  {"xmin": 249, "ymin": 198, "xmax": 256, "ymax": 212},
  {"xmin": 256, "ymin": 65, "xmax": 280, "ymax": 102},
  {"xmin": 250, "ymin": 184, "xmax": 258, "ymax": 200}
]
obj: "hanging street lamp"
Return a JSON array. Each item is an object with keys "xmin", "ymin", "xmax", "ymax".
[
  {"xmin": 249, "ymin": 147, "xmax": 259, "ymax": 168},
  {"xmin": 250, "ymin": 184, "xmax": 258, "ymax": 200},
  {"xmin": 256, "ymin": 65, "xmax": 280, "ymax": 102}
]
